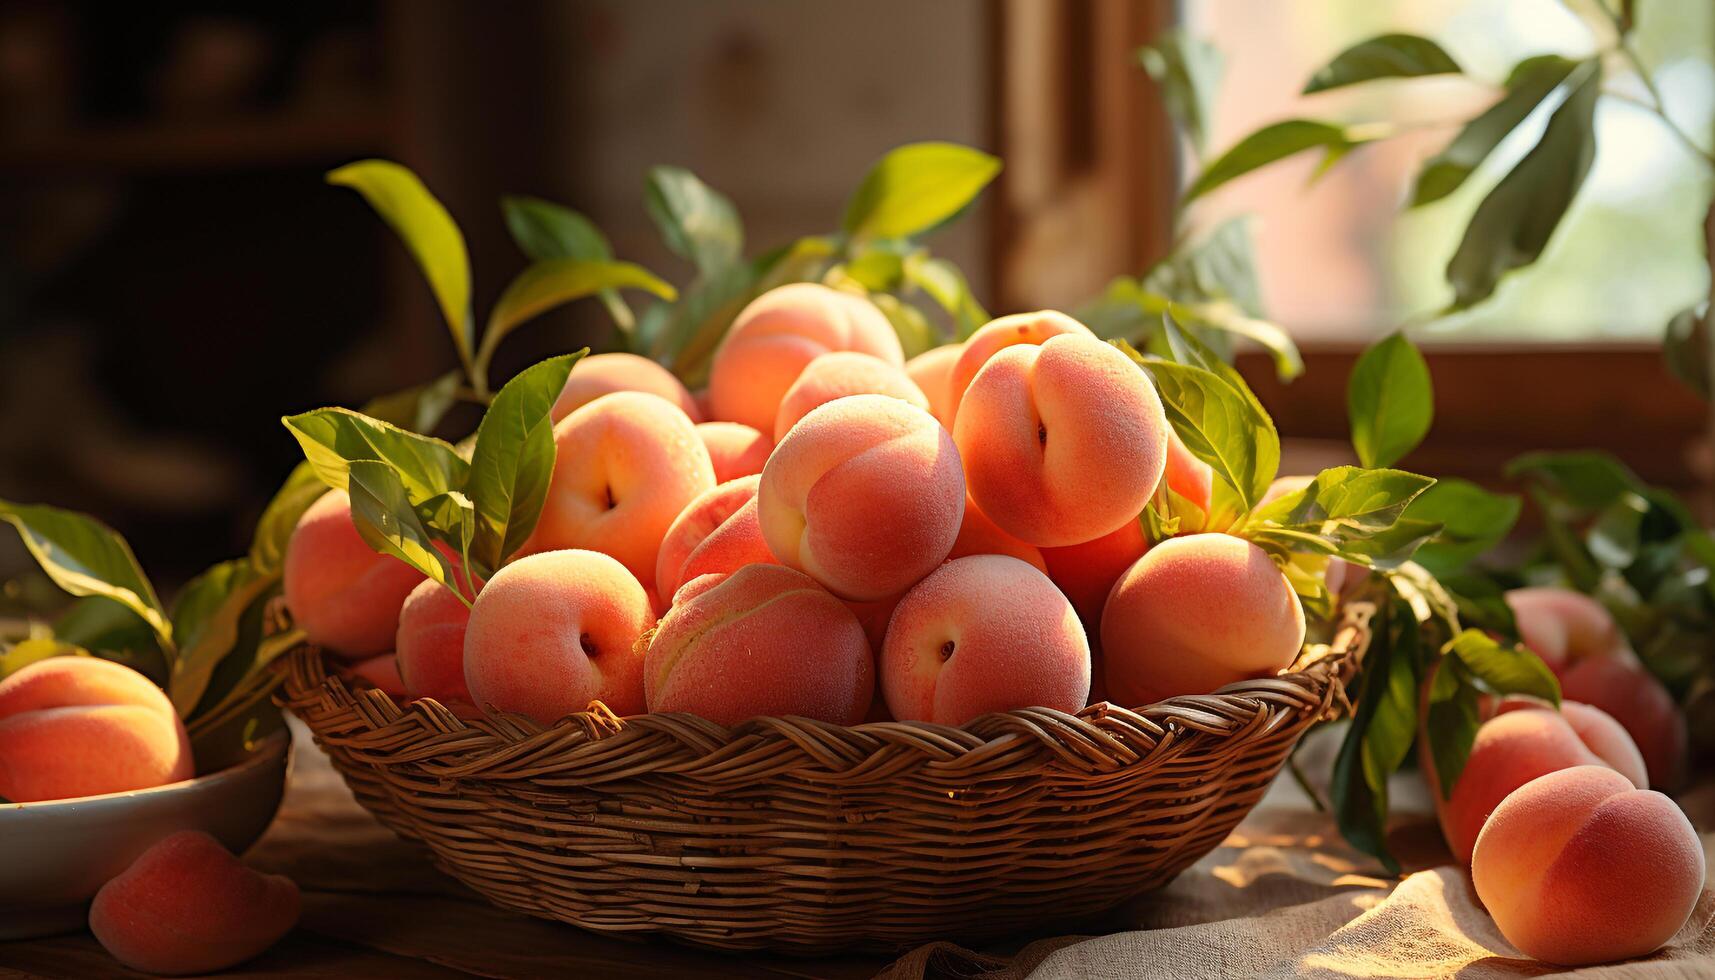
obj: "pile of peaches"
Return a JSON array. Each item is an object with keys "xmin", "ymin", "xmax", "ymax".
[{"xmin": 286, "ymin": 281, "xmax": 1307, "ymax": 731}]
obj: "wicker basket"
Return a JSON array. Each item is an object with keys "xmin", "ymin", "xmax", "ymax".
[{"xmin": 278, "ymin": 603, "xmax": 1372, "ymax": 953}]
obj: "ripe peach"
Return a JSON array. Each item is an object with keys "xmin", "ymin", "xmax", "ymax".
[
  {"xmin": 707, "ymin": 283, "xmax": 902, "ymax": 432},
  {"xmin": 283, "ymin": 488, "xmax": 426, "ymax": 658},
  {"xmin": 0, "ymin": 657, "xmax": 192, "ymax": 803},
  {"xmin": 695, "ymin": 421, "xmax": 772, "ymax": 482},
  {"xmin": 347, "ymin": 653, "xmax": 406, "ymax": 698},
  {"xmin": 1041, "ymin": 519, "xmax": 1148, "ymax": 628},
  {"xmin": 89, "ymin": 830, "xmax": 300, "ymax": 976},
  {"xmin": 1561, "ymin": 654, "xmax": 1689, "ymax": 792},
  {"xmin": 882, "ymin": 555, "xmax": 1090, "ymax": 726},
  {"xmin": 946, "ymin": 311, "xmax": 1093, "ymax": 420},
  {"xmin": 905, "ymin": 343, "xmax": 962, "ymax": 429},
  {"xmin": 773, "ymin": 351, "xmax": 929, "ymax": 441},
  {"xmin": 1473, "ymin": 766, "xmax": 1703, "ymax": 965},
  {"xmin": 1506, "ymin": 587, "xmax": 1689, "ymax": 789},
  {"xmin": 654, "ymin": 476, "xmax": 776, "ymax": 604},
  {"xmin": 955, "ymin": 333, "xmax": 1167, "ymax": 547},
  {"xmin": 1433, "ymin": 703, "xmax": 1646, "ymax": 864},
  {"xmin": 524, "ymin": 391, "xmax": 716, "ymax": 592},
  {"xmin": 1161, "ymin": 426, "xmax": 1214, "ymax": 517},
  {"xmin": 1101, "ymin": 533, "xmax": 1305, "ymax": 706},
  {"xmin": 758, "ymin": 394, "xmax": 964, "ymax": 601},
  {"xmin": 947, "ymin": 495, "xmax": 1046, "ymax": 572},
  {"xmin": 462, "ymin": 549, "xmax": 655, "ymax": 723},
  {"xmin": 644, "ymin": 564, "xmax": 872, "ymax": 726},
  {"xmin": 395, "ymin": 578, "xmax": 479, "ymax": 709},
  {"xmin": 844, "ymin": 591, "xmax": 904, "ymax": 655},
  {"xmin": 551, "ymin": 351, "xmax": 700, "ymax": 422}
]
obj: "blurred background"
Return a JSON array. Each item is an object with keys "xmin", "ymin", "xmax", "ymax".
[{"xmin": 0, "ymin": 0, "xmax": 1711, "ymax": 590}]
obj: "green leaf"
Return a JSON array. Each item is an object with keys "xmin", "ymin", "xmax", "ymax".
[
  {"xmin": 1663, "ymin": 303, "xmax": 1711, "ymax": 399},
  {"xmin": 1506, "ymin": 450, "xmax": 1642, "ymax": 512},
  {"xmin": 1427, "ymin": 666, "xmax": 1481, "ymax": 799},
  {"xmin": 327, "ymin": 160, "xmax": 473, "ymax": 369},
  {"xmin": 360, "ymin": 371, "xmax": 463, "ymax": 434},
  {"xmin": 870, "ymin": 293, "xmax": 937, "ymax": 360},
  {"xmin": 1445, "ymin": 61, "xmax": 1601, "ymax": 311},
  {"xmin": 905, "ymin": 254, "xmax": 989, "ymax": 340},
  {"xmin": 842, "ymin": 142, "xmax": 1001, "ymax": 241},
  {"xmin": 1304, "ymin": 33, "xmax": 1461, "ymax": 94},
  {"xmin": 645, "ymin": 166, "xmax": 743, "ymax": 275},
  {"xmin": 1248, "ymin": 466, "xmax": 1439, "ymax": 569},
  {"xmin": 1187, "ymin": 120, "xmax": 1369, "ymax": 201},
  {"xmin": 466, "ymin": 353, "xmax": 583, "ymax": 569},
  {"xmin": 0, "ymin": 638, "xmax": 88, "ymax": 680},
  {"xmin": 1362, "ymin": 612, "xmax": 1420, "ymax": 793},
  {"xmin": 1411, "ymin": 55, "xmax": 1578, "ymax": 207},
  {"xmin": 1348, "ymin": 331, "xmax": 1433, "ymax": 468},
  {"xmin": 1586, "ymin": 491, "xmax": 1650, "ymax": 569},
  {"xmin": 1160, "ymin": 313, "xmax": 1271, "ymax": 421},
  {"xmin": 1445, "ymin": 629, "xmax": 1561, "ymax": 704},
  {"xmin": 1405, "ymin": 478, "xmax": 1521, "ymax": 575},
  {"xmin": 502, "ymin": 195, "xmax": 612, "ymax": 262},
  {"xmin": 0, "ymin": 501, "xmax": 171, "ymax": 652},
  {"xmin": 52, "ymin": 596, "xmax": 164, "ymax": 661},
  {"xmin": 1330, "ymin": 601, "xmax": 1405, "ymax": 871},
  {"xmin": 343, "ymin": 461, "xmax": 459, "ymax": 589},
  {"xmin": 283, "ymin": 408, "xmax": 469, "ymax": 507},
  {"xmin": 249, "ymin": 462, "xmax": 325, "ymax": 576},
  {"xmin": 1126, "ymin": 347, "xmax": 1278, "ymax": 512},
  {"xmin": 168, "ymin": 559, "xmax": 274, "ymax": 716},
  {"xmin": 485, "ymin": 258, "xmax": 676, "ymax": 353},
  {"xmin": 1147, "ymin": 217, "xmax": 1265, "ymax": 316},
  {"xmin": 1138, "ymin": 29, "xmax": 1224, "ymax": 156}
]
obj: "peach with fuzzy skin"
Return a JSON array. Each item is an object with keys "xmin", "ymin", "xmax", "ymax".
[
  {"xmin": 645, "ymin": 564, "xmax": 872, "ymax": 726},
  {"xmin": 1433, "ymin": 703, "xmax": 1646, "ymax": 864},
  {"xmin": 1561, "ymin": 654, "xmax": 1688, "ymax": 792},
  {"xmin": 654, "ymin": 476, "xmax": 776, "ymax": 604},
  {"xmin": 708, "ymin": 283, "xmax": 902, "ymax": 432},
  {"xmin": 347, "ymin": 653, "xmax": 406, "ymax": 698},
  {"xmin": 1161, "ymin": 427, "xmax": 1214, "ymax": 517},
  {"xmin": 463, "ymin": 549, "xmax": 655, "ymax": 723},
  {"xmin": 395, "ymin": 578, "xmax": 480, "ymax": 708},
  {"xmin": 551, "ymin": 351, "xmax": 700, "ymax": 423},
  {"xmin": 524, "ymin": 391, "xmax": 716, "ymax": 591},
  {"xmin": 1473, "ymin": 766, "xmax": 1703, "ymax": 966},
  {"xmin": 946, "ymin": 311, "xmax": 1093, "ymax": 420},
  {"xmin": 947, "ymin": 495, "xmax": 1046, "ymax": 572},
  {"xmin": 1505, "ymin": 587, "xmax": 1626, "ymax": 673},
  {"xmin": 0, "ymin": 657, "xmax": 193, "ymax": 803},
  {"xmin": 906, "ymin": 343, "xmax": 962, "ymax": 429},
  {"xmin": 89, "ymin": 830, "xmax": 300, "ymax": 976},
  {"xmin": 883, "ymin": 556, "xmax": 1090, "ymax": 726},
  {"xmin": 774, "ymin": 351, "xmax": 930, "ymax": 441},
  {"xmin": 1101, "ymin": 533, "xmax": 1305, "ymax": 706},
  {"xmin": 1041, "ymin": 519, "xmax": 1148, "ymax": 628},
  {"xmin": 695, "ymin": 421, "xmax": 772, "ymax": 482},
  {"xmin": 759, "ymin": 395, "xmax": 965, "ymax": 601},
  {"xmin": 845, "ymin": 591, "xmax": 905, "ymax": 655},
  {"xmin": 283, "ymin": 488, "xmax": 426, "ymax": 658},
  {"xmin": 957, "ymin": 333, "xmax": 1168, "ymax": 547}
]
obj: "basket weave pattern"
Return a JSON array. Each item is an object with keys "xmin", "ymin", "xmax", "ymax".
[{"xmin": 278, "ymin": 606, "xmax": 1371, "ymax": 953}]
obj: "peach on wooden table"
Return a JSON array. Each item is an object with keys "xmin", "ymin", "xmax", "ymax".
[
  {"xmin": 905, "ymin": 343, "xmax": 962, "ymax": 429},
  {"xmin": 954, "ymin": 332, "xmax": 1167, "ymax": 547},
  {"xmin": 758, "ymin": 394, "xmax": 964, "ymax": 601},
  {"xmin": 707, "ymin": 282, "xmax": 902, "ymax": 432},
  {"xmin": 773, "ymin": 351, "xmax": 929, "ymax": 441},
  {"xmin": 524, "ymin": 390, "xmax": 715, "ymax": 592},
  {"xmin": 695, "ymin": 421, "xmax": 772, "ymax": 483},
  {"xmin": 1101, "ymin": 533, "xmax": 1304, "ymax": 706},
  {"xmin": 644, "ymin": 564, "xmax": 872, "ymax": 726},
  {"xmin": 283, "ymin": 488, "xmax": 425, "ymax": 658},
  {"xmin": 462, "ymin": 549, "xmax": 655, "ymax": 723},
  {"xmin": 1473, "ymin": 766, "xmax": 1703, "ymax": 966},
  {"xmin": 946, "ymin": 310, "xmax": 1092, "ymax": 420},
  {"xmin": 1432, "ymin": 701, "xmax": 1646, "ymax": 864},
  {"xmin": 882, "ymin": 555, "xmax": 1090, "ymax": 726},
  {"xmin": 89, "ymin": 830, "xmax": 300, "ymax": 976},
  {"xmin": 550, "ymin": 351, "xmax": 700, "ymax": 423},
  {"xmin": 654, "ymin": 475, "xmax": 776, "ymax": 605},
  {"xmin": 0, "ymin": 657, "xmax": 193, "ymax": 803}
]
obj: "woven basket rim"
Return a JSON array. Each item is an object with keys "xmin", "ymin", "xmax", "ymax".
[{"xmin": 279, "ymin": 601, "xmax": 1374, "ymax": 765}]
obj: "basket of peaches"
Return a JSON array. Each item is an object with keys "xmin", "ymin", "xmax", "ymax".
[{"xmin": 251, "ymin": 156, "xmax": 1458, "ymax": 953}]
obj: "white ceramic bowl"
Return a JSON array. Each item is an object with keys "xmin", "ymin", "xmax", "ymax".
[{"xmin": 0, "ymin": 729, "xmax": 292, "ymax": 940}]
